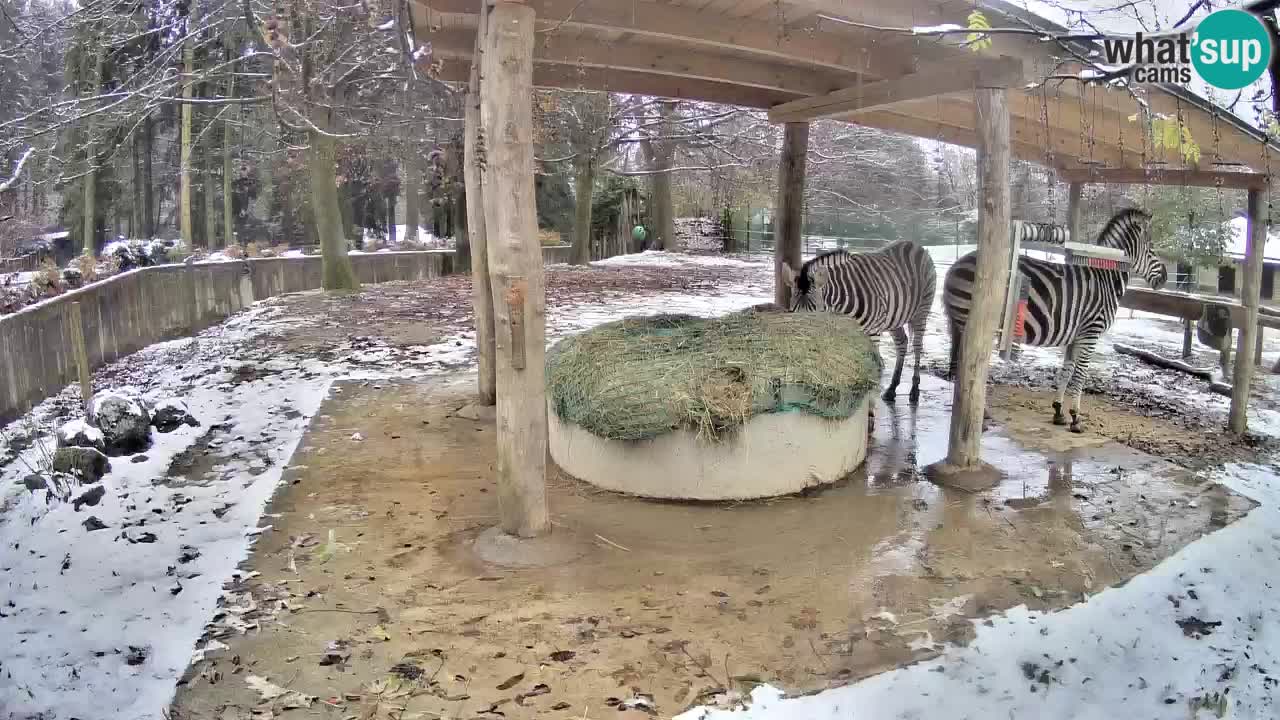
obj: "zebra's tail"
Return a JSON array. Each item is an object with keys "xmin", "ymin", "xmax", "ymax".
[{"xmin": 942, "ymin": 252, "xmax": 978, "ymax": 381}]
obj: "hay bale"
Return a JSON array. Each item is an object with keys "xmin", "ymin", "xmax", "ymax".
[{"xmin": 545, "ymin": 311, "xmax": 881, "ymax": 443}]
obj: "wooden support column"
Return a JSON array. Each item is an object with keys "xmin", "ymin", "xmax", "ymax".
[
  {"xmin": 480, "ymin": 0, "xmax": 550, "ymax": 537},
  {"xmin": 1066, "ymin": 182, "xmax": 1083, "ymax": 242},
  {"xmin": 464, "ymin": 3, "xmax": 496, "ymax": 406},
  {"xmin": 941, "ymin": 87, "xmax": 1011, "ymax": 476},
  {"xmin": 774, "ymin": 122, "xmax": 808, "ymax": 308},
  {"xmin": 1230, "ymin": 188, "xmax": 1267, "ymax": 434}
]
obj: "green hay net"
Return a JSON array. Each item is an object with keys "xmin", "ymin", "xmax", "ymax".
[{"xmin": 545, "ymin": 307, "xmax": 883, "ymax": 443}]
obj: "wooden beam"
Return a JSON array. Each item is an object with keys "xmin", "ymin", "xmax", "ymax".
[
  {"xmin": 947, "ymin": 87, "xmax": 1012, "ymax": 471},
  {"xmin": 429, "ymin": 28, "xmax": 847, "ymax": 97},
  {"xmin": 464, "ymin": 4, "xmax": 495, "ymax": 406},
  {"xmin": 1230, "ymin": 188, "xmax": 1266, "ymax": 434},
  {"xmin": 435, "ymin": 61, "xmax": 799, "ymax": 109},
  {"xmin": 421, "ymin": 0, "xmax": 918, "ymax": 79},
  {"xmin": 768, "ymin": 56, "xmax": 1024, "ymax": 124},
  {"xmin": 1066, "ymin": 182, "xmax": 1084, "ymax": 242},
  {"xmin": 1059, "ymin": 167, "xmax": 1270, "ymax": 190},
  {"xmin": 480, "ymin": 1, "xmax": 549, "ymax": 537},
  {"xmin": 775, "ymin": 122, "xmax": 809, "ymax": 308}
]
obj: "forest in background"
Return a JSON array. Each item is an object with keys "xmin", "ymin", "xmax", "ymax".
[{"xmin": 0, "ymin": 0, "xmax": 1277, "ymax": 293}]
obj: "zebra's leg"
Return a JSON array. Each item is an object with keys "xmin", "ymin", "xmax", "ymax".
[
  {"xmin": 882, "ymin": 327, "xmax": 909, "ymax": 402},
  {"xmin": 1065, "ymin": 336, "xmax": 1099, "ymax": 434},
  {"xmin": 908, "ymin": 308, "xmax": 929, "ymax": 404},
  {"xmin": 1051, "ymin": 343, "xmax": 1077, "ymax": 426}
]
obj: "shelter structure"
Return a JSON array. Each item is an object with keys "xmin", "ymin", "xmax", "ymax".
[{"xmin": 414, "ymin": 0, "xmax": 1280, "ymax": 532}]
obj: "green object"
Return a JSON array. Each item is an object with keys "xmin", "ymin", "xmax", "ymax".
[
  {"xmin": 1191, "ymin": 9, "xmax": 1271, "ymax": 90},
  {"xmin": 632, "ymin": 225, "xmax": 647, "ymax": 243},
  {"xmin": 545, "ymin": 309, "xmax": 882, "ymax": 443}
]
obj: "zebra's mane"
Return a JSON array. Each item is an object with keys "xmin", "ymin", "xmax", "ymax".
[
  {"xmin": 795, "ymin": 250, "xmax": 851, "ymax": 291},
  {"xmin": 1095, "ymin": 208, "xmax": 1152, "ymax": 255}
]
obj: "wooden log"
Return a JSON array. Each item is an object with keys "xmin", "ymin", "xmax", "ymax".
[
  {"xmin": 774, "ymin": 122, "xmax": 808, "ymax": 308},
  {"xmin": 1114, "ymin": 343, "xmax": 1215, "ymax": 380},
  {"xmin": 1230, "ymin": 188, "xmax": 1266, "ymax": 434},
  {"xmin": 68, "ymin": 301, "xmax": 92, "ymax": 415},
  {"xmin": 947, "ymin": 87, "xmax": 1011, "ymax": 469},
  {"xmin": 465, "ymin": 3, "xmax": 496, "ymax": 406},
  {"xmin": 480, "ymin": 1, "xmax": 549, "ymax": 537},
  {"xmin": 1182, "ymin": 319, "xmax": 1193, "ymax": 359}
]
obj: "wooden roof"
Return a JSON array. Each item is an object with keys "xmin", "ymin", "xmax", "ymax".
[{"xmin": 415, "ymin": 0, "xmax": 1280, "ymax": 179}]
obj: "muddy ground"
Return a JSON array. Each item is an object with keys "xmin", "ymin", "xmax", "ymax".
[{"xmin": 169, "ymin": 375, "xmax": 1252, "ymax": 720}]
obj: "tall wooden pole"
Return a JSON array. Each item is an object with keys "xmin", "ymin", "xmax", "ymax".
[
  {"xmin": 1230, "ymin": 188, "xmax": 1266, "ymax": 433},
  {"xmin": 464, "ymin": 2, "xmax": 496, "ymax": 406},
  {"xmin": 1066, "ymin": 182, "xmax": 1083, "ymax": 242},
  {"xmin": 480, "ymin": 1, "xmax": 549, "ymax": 537},
  {"xmin": 946, "ymin": 88, "xmax": 1011, "ymax": 469},
  {"xmin": 774, "ymin": 122, "xmax": 808, "ymax": 308}
]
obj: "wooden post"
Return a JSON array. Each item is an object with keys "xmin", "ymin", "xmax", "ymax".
[
  {"xmin": 1230, "ymin": 188, "xmax": 1266, "ymax": 434},
  {"xmin": 1182, "ymin": 319, "xmax": 1194, "ymax": 359},
  {"xmin": 946, "ymin": 88, "xmax": 1011, "ymax": 470},
  {"xmin": 480, "ymin": 1, "xmax": 549, "ymax": 537},
  {"xmin": 998, "ymin": 225, "xmax": 1021, "ymax": 359},
  {"xmin": 68, "ymin": 302, "xmax": 92, "ymax": 414},
  {"xmin": 464, "ymin": 3, "xmax": 496, "ymax": 406},
  {"xmin": 1066, "ymin": 182, "xmax": 1084, "ymax": 242},
  {"xmin": 774, "ymin": 122, "xmax": 808, "ymax": 308},
  {"xmin": 1256, "ymin": 327, "xmax": 1265, "ymax": 366}
]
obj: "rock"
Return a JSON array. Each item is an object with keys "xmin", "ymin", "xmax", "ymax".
[
  {"xmin": 22, "ymin": 474, "xmax": 47, "ymax": 492},
  {"xmin": 52, "ymin": 447, "xmax": 111, "ymax": 484},
  {"xmin": 82, "ymin": 516, "xmax": 108, "ymax": 531},
  {"xmin": 57, "ymin": 419, "xmax": 106, "ymax": 453},
  {"xmin": 90, "ymin": 391, "xmax": 152, "ymax": 455},
  {"xmin": 72, "ymin": 484, "xmax": 106, "ymax": 511},
  {"xmin": 152, "ymin": 398, "xmax": 198, "ymax": 433}
]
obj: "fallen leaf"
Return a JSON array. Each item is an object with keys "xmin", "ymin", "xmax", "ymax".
[
  {"xmin": 369, "ymin": 624, "xmax": 391, "ymax": 642},
  {"xmin": 496, "ymin": 672, "xmax": 525, "ymax": 690},
  {"xmin": 549, "ymin": 650, "xmax": 576, "ymax": 662}
]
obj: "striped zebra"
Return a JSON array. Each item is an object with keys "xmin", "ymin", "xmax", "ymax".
[
  {"xmin": 942, "ymin": 207, "xmax": 1167, "ymax": 433},
  {"xmin": 1012, "ymin": 220, "xmax": 1071, "ymax": 246},
  {"xmin": 782, "ymin": 240, "xmax": 938, "ymax": 404}
]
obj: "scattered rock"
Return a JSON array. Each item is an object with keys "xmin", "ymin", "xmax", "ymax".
[
  {"xmin": 1177, "ymin": 616, "xmax": 1222, "ymax": 638},
  {"xmin": 549, "ymin": 650, "xmax": 576, "ymax": 662},
  {"xmin": 152, "ymin": 398, "xmax": 199, "ymax": 433},
  {"xmin": 72, "ymin": 484, "xmax": 106, "ymax": 511},
  {"xmin": 126, "ymin": 531, "xmax": 158, "ymax": 544},
  {"xmin": 52, "ymin": 446, "xmax": 111, "ymax": 484},
  {"xmin": 91, "ymin": 391, "xmax": 152, "ymax": 455},
  {"xmin": 82, "ymin": 516, "xmax": 108, "ymax": 531},
  {"xmin": 56, "ymin": 419, "xmax": 105, "ymax": 452},
  {"xmin": 131, "ymin": 455, "xmax": 149, "ymax": 464},
  {"xmin": 126, "ymin": 646, "xmax": 149, "ymax": 666},
  {"xmin": 22, "ymin": 474, "xmax": 47, "ymax": 492}
]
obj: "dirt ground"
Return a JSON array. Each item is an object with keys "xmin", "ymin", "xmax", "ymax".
[{"xmin": 170, "ymin": 374, "xmax": 1253, "ymax": 720}]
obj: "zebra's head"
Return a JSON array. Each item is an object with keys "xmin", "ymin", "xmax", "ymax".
[
  {"xmin": 781, "ymin": 259, "xmax": 832, "ymax": 312},
  {"xmin": 1099, "ymin": 208, "xmax": 1166, "ymax": 290}
]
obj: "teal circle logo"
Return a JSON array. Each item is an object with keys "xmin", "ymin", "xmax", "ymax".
[{"xmin": 1192, "ymin": 9, "xmax": 1273, "ymax": 90}]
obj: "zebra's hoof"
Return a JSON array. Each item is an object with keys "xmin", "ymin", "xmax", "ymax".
[{"xmin": 881, "ymin": 389, "xmax": 897, "ymax": 403}]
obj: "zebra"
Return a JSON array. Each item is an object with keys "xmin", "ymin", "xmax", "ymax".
[
  {"xmin": 781, "ymin": 240, "xmax": 938, "ymax": 404},
  {"xmin": 942, "ymin": 207, "xmax": 1167, "ymax": 433}
]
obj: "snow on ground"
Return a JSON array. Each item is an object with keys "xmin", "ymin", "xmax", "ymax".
[
  {"xmin": 678, "ymin": 461, "xmax": 1280, "ymax": 720},
  {"xmin": 2, "ymin": 247, "xmax": 1279, "ymax": 720}
]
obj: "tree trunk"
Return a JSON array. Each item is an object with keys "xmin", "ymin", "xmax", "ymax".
[
  {"xmin": 204, "ymin": 135, "xmax": 218, "ymax": 248},
  {"xmin": 479, "ymin": 0, "xmax": 548, "ymax": 537},
  {"xmin": 132, "ymin": 129, "xmax": 143, "ymax": 239},
  {"xmin": 180, "ymin": 33, "xmax": 195, "ymax": 247},
  {"xmin": 945, "ymin": 87, "xmax": 1012, "ymax": 471},
  {"xmin": 82, "ymin": 46, "xmax": 104, "ymax": 256},
  {"xmin": 464, "ymin": 5, "xmax": 495, "ymax": 403},
  {"xmin": 774, "ymin": 122, "xmax": 808, "ymax": 308},
  {"xmin": 649, "ymin": 149, "xmax": 675, "ymax": 251},
  {"xmin": 404, "ymin": 159, "xmax": 420, "ymax": 242},
  {"xmin": 571, "ymin": 155, "xmax": 595, "ymax": 264},
  {"xmin": 387, "ymin": 188, "xmax": 398, "ymax": 245},
  {"xmin": 143, "ymin": 114, "xmax": 155, "ymax": 239},
  {"xmin": 309, "ymin": 130, "xmax": 360, "ymax": 291},
  {"xmin": 223, "ymin": 93, "xmax": 235, "ymax": 248},
  {"xmin": 1230, "ymin": 189, "xmax": 1266, "ymax": 434}
]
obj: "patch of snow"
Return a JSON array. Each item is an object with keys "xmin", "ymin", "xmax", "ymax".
[
  {"xmin": 57, "ymin": 418, "xmax": 103, "ymax": 445},
  {"xmin": 911, "ymin": 23, "xmax": 965, "ymax": 33}
]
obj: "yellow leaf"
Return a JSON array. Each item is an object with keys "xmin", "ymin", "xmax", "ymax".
[
  {"xmin": 369, "ymin": 624, "xmax": 391, "ymax": 642},
  {"xmin": 966, "ymin": 10, "xmax": 993, "ymax": 52}
]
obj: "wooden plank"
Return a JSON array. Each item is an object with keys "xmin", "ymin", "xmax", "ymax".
[
  {"xmin": 464, "ymin": 3, "xmax": 496, "ymax": 406},
  {"xmin": 423, "ymin": 0, "xmax": 918, "ymax": 79},
  {"xmin": 948, "ymin": 87, "xmax": 1011, "ymax": 469},
  {"xmin": 768, "ymin": 56, "xmax": 1024, "ymax": 124},
  {"xmin": 1058, "ymin": 167, "xmax": 1270, "ymax": 190},
  {"xmin": 774, "ymin": 122, "xmax": 809, "ymax": 308},
  {"xmin": 479, "ymin": 1, "xmax": 549, "ymax": 537},
  {"xmin": 429, "ymin": 28, "xmax": 847, "ymax": 96},
  {"xmin": 1066, "ymin": 182, "xmax": 1083, "ymax": 243},
  {"xmin": 1230, "ymin": 188, "xmax": 1266, "ymax": 434}
]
